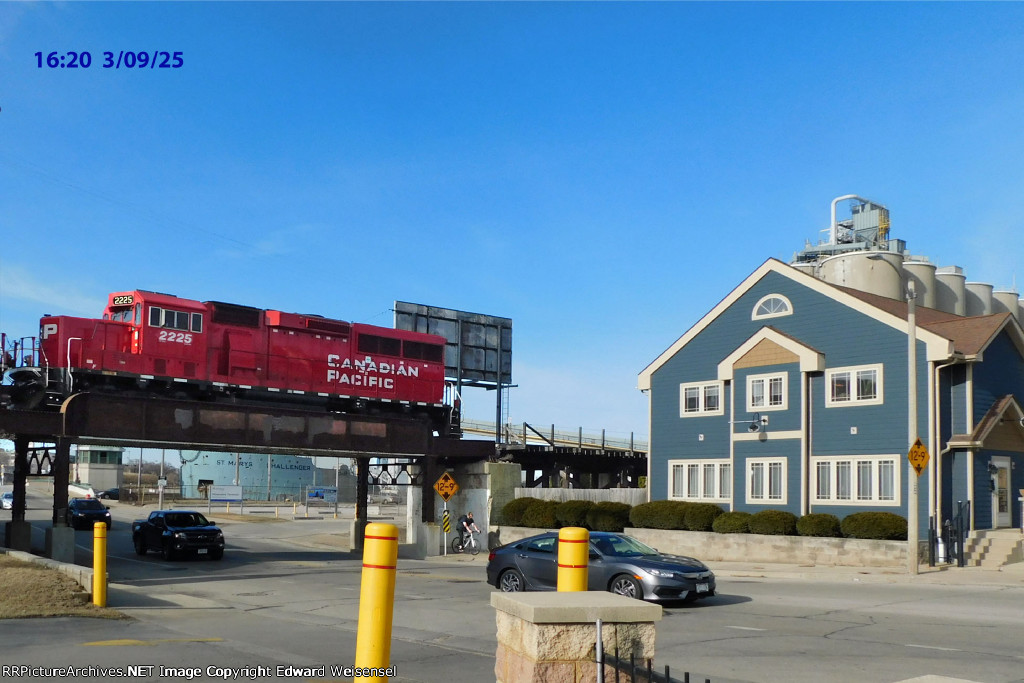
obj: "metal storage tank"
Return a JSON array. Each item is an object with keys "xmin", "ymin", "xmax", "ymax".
[
  {"xmin": 935, "ymin": 268, "xmax": 966, "ymax": 315},
  {"xmin": 791, "ymin": 262, "xmax": 817, "ymax": 277},
  {"xmin": 993, "ymin": 290, "xmax": 1020, "ymax": 321},
  {"xmin": 818, "ymin": 251, "xmax": 904, "ymax": 300},
  {"xmin": 965, "ymin": 282, "xmax": 994, "ymax": 316},
  {"xmin": 903, "ymin": 261, "xmax": 937, "ymax": 310}
]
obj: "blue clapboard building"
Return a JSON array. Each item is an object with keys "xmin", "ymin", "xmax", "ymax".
[{"xmin": 639, "ymin": 198, "xmax": 1024, "ymax": 536}]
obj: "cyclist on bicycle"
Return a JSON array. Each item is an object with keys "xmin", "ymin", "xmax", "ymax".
[{"xmin": 458, "ymin": 511, "xmax": 480, "ymax": 547}]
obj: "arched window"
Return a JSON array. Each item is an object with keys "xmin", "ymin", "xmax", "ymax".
[{"xmin": 752, "ymin": 294, "xmax": 793, "ymax": 320}]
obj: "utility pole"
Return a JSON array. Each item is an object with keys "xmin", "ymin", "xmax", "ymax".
[{"xmin": 907, "ymin": 280, "xmax": 919, "ymax": 575}]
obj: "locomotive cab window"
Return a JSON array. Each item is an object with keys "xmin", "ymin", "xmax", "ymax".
[
  {"xmin": 357, "ymin": 334, "xmax": 401, "ymax": 357},
  {"xmin": 149, "ymin": 306, "xmax": 203, "ymax": 333}
]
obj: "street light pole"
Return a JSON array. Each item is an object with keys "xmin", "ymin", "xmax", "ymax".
[{"xmin": 907, "ymin": 280, "xmax": 919, "ymax": 575}]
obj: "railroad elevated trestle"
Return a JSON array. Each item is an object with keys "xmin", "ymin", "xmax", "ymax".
[{"xmin": 0, "ymin": 392, "xmax": 492, "ymax": 562}]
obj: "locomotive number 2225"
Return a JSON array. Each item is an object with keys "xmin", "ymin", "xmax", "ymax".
[{"xmin": 158, "ymin": 331, "xmax": 193, "ymax": 345}]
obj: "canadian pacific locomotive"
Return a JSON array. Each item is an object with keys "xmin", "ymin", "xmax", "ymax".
[{"xmin": 1, "ymin": 290, "xmax": 459, "ymax": 434}]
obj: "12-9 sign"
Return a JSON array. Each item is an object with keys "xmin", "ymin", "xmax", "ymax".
[
  {"xmin": 434, "ymin": 472, "xmax": 459, "ymax": 501},
  {"xmin": 908, "ymin": 437, "xmax": 930, "ymax": 476}
]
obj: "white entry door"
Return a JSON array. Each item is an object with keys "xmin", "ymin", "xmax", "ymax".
[{"xmin": 991, "ymin": 457, "xmax": 1011, "ymax": 528}]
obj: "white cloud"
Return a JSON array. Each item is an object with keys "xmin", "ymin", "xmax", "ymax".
[{"xmin": 0, "ymin": 263, "xmax": 105, "ymax": 317}]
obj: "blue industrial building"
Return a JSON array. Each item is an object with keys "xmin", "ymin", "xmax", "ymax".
[{"xmin": 639, "ymin": 198, "xmax": 1023, "ymax": 535}]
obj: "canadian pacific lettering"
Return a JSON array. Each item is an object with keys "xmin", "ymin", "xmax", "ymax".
[{"xmin": 325, "ymin": 354, "xmax": 418, "ymax": 387}]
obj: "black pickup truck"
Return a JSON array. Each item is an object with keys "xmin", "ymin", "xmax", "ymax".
[{"xmin": 132, "ymin": 510, "xmax": 225, "ymax": 560}]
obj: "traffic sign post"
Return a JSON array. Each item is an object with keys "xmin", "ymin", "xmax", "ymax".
[
  {"xmin": 908, "ymin": 437, "xmax": 930, "ymax": 477},
  {"xmin": 433, "ymin": 472, "xmax": 459, "ymax": 502},
  {"xmin": 441, "ymin": 508, "xmax": 450, "ymax": 557}
]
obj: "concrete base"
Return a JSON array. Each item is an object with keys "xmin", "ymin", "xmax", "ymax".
[
  {"xmin": 4, "ymin": 520, "xmax": 32, "ymax": 551},
  {"xmin": 349, "ymin": 518, "xmax": 368, "ymax": 552},
  {"xmin": 46, "ymin": 525, "xmax": 76, "ymax": 564}
]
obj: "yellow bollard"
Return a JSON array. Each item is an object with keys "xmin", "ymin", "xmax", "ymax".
[
  {"xmin": 557, "ymin": 526, "xmax": 590, "ymax": 592},
  {"xmin": 275, "ymin": 506, "xmax": 279, "ymax": 519},
  {"xmin": 226, "ymin": 502, "xmax": 230, "ymax": 514},
  {"xmin": 92, "ymin": 521, "xmax": 107, "ymax": 607},
  {"xmin": 354, "ymin": 522, "xmax": 398, "ymax": 682}
]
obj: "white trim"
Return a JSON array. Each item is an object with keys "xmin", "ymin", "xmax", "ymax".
[
  {"xmin": 668, "ymin": 459, "xmax": 732, "ymax": 502},
  {"xmin": 751, "ymin": 293, "xmax": 793, "ymax": 320},
  {"xmin": 824, "ymin": 363, "xmax": 884, "ymax": 407},
  {"xmin": 746, "ymin": 371, "xmax": 788, "ymax": 412},
  {"xmin": 810, "ymin": 454, "xmax": 901, "ymax": 507},
  {"xmin": 718, "ymin": 327, "xmax": 824, "ymax": 381},
  {"xmin": 733, "ymin": 429, "xmax": 802, "ymax": 441},
  {"xmin": 679, "ymin": 380, "xmax": 725, "ymax": 417},
  {"xmin": 639, "ymin": 259, "xmax": 954, "ymax": 391},
  {"xmin": 745, "ymin": 457, "xmax": 788, "ymax": 505}
]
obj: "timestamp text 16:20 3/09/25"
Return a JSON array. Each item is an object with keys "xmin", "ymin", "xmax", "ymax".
[{"xmin": 35, "ymin": 51, "xmax": 183, "ymax": 69}]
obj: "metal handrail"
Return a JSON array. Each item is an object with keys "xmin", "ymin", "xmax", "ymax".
[{"xmin": 460, "ymin": 418, "xmax": 647, "ymax": 452}]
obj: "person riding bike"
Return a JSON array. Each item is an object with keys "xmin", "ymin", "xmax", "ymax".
[{"xmin": 458, "ymin": 511, "xmax": 480, "ymax": 548}]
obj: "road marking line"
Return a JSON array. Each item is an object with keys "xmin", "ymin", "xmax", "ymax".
[
  {"xmin": 905, "ymin": 644, "xmax": 962, "ymax": 652},
  {"xmin": 725, "ymin": 626, "xmax": 766, "ymax": 631},
  {"xmin": 83, "ymin": 638, "xmax": 224, "ymax": 647}
]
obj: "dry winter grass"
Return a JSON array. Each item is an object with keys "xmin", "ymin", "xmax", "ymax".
[{"xmin": 0, "ymin": 554, "xmax": 124, "ymax": 619}]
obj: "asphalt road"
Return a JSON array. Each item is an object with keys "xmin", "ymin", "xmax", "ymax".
[{"xmin": 4, "ymin": 490, "xmax": 1024, "ymax": 683}]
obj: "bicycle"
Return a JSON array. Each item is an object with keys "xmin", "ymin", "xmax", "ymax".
[{"xmin": 451, "ymin": 529, "xmax": 480, "ymax": 555}]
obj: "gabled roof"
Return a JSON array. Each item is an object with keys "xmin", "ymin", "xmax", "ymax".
[
  {"xmin": 948, "ymin": 395, "xmax": 1024, "ymax": 448},
  {"xmin": 836, "ymin": 287, "xmax": 1024, "ymax": 359},
  {"xmin": 717, "ymin": 326, "xmax": 824, "ymax": 381},
  {"xmin": 639, "ymin": 258, "xmax": 960, "ymax": 391}
]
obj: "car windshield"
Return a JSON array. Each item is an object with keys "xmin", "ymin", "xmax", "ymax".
[
  {"xmin": 592, "ymin": 535, "xmax": 658, "ymax": 557},
  {"xmin": 165, "ymin": 512, "xmax": 209, "ymax": 527},
  {"xmin": 74, "ymin": 499, "xmax": 105, "ymax": 510}
]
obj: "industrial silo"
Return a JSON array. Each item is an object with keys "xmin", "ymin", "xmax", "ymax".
[
  {"xmin": 819, "ymin": 251, "xmax": 904, "ymax": 300},
  {"xmin": 965, "ymin": 282, "xmax": 994, "ymax": 316},
  {"xmin": 790, "ymin": 262, "xmax": 817, "ymax": 277},
  {"xmin": 903, "ymin": 261, "xmax": 937, "ymax": 310},
  {"xmin": 935, "ymin": 267, "xmax": 967, "ymax": 315},
  {"xmin": 993, "ymin": 290, "xmax": 1020, "ymax": 322}
]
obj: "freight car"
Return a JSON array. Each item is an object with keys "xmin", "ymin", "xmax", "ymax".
[{"xmin": 1, "ymin": 290, "xmax": 459, "ymax": 434}]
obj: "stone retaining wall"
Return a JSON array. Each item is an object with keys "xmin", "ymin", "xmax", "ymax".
[
  {"xmin": 1, "ymin": 548, "xmax": 96, "ymax": 593},
  {"xmin": 490, "ymin": 525, "xmax": 906, "ymax": 567}
]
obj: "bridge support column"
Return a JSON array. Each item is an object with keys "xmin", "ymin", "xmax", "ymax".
[
  {"xmin": 350, "ymin": 457, "xmax": 369, "ymax": 552},
  {"xmin": 47, "ymin": 438, "xmax": 75, "ymax": 563},
  {"xmin": 406, "ymin": 464, "xmax": 422, "ymax": 546},
  {"xmin": 5, "ymin": 437, "xmax": 31, "ymax": 551}
]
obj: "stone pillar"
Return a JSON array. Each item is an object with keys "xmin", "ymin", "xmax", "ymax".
[
  {"xmin": 491, "ymin": 592, "xmax": 661, "ymax": 683},
  {"xmin": 406, "ymin": 465, "xmax": 422, "ymax": 545}
]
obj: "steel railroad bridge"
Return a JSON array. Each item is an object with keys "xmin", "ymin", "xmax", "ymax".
[{"xmin": 0, "ymin": 392, "xmax": 492, "ymax": 559}]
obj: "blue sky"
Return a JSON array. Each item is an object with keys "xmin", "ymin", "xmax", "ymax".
[{"xmin": 2, "ymin": 2, "xmax": 1024, "ymax": 444}]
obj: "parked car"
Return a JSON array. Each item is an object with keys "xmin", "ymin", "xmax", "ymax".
[
  {"xmin": 65, "ymin": 497, "xmax": 112, "ymax": 530},
  {"xmin": 96, "ymin": 488, "xmax": 120, "ymax": 500},
  {"xmin": 132, "ymin": 510, "xmax": 225, "ymax": 560},
  {"xmin": 1, "ymin": 492, "xmax": 13, "ymax": 510},
  {"xmin": 486, "ymin": 531, "xmax": 716, "ymax": 602}
]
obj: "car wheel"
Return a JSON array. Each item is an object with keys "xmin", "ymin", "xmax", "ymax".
[
  {"xmin": 161, "ymin": 542, "xmax": 176, "ymax": 561},
  {"xmin": 609, "ymin": 575, "xmax": 643, "ymax": 600},
  {"xmin": 133, "ymin": 536, "xmax": 147, "ymax": 556},
  {"xmin": 210, "ymin": 548, "xmax": 224, "ymax": 561},
  {"xmin": 498, "ymin": 569, "xmax": 525, "ymax": 592}
]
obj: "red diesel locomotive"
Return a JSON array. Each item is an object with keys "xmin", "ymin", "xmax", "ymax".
[{"xmin": 1, "ymin": 290, "xmax": 458, "ymax": 434}]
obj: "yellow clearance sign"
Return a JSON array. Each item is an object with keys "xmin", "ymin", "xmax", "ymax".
[
  {"xmin": 908, "ymin": 437, "xmax": 930, "ymax": 476},
  {"xmin": 433, "ymin": 472, "xmax": 459, "ymax": 501}
]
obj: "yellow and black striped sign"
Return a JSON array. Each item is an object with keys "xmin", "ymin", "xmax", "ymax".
[{"xmin": 442, "ymin": 510, "xmax": 450, "ymax": 533}]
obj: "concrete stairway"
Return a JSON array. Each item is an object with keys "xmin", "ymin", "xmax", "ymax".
[{"xmin": 964, "ymin": 529, "xmax": 1024, "ymax": 567}]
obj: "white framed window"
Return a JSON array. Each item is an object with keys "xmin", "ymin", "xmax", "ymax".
[
  {"xmin": 746, "ymin": 458, "xmax": 787, "ymax": 504},
  {"xmin": 669, "ymin": 459, "xmax": 731, "ymax": 502},
  {"xmin": 746, "ymin": 372, "xmax": 787, "ymax": 412},
  {"xmin": 752, "ymin": 294, "xmax": 793, "ymax": 320},
  {"xmin": 825, "ymin": 364, "xmax": 883, "ymax": 407},
  {"xmin": 812, "ymin": 455, "xmax": 899, "ymax": 506},
  {"xmin": 679, "ymin": 381, "xmax": 724, "ymax": 417}
]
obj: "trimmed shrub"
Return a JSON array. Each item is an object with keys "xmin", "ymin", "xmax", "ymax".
[
  {"xmin": 586, "ymin": 502, "xmax": 632, "ymax": 532},
  {"xmin": 501, "ymin": 496, "xmax": 540, "ymax": 526},
  {"xmin": 684, "ymin": 503, "xmax": 725, "ymax": 531},
  {"xmin": 629, "ymin": 500, "xmax": 690, "ymax": 530},
  {"xmin": 554, "ymin": 500, "xmax": 594, "ymax": 529},
  {"xmin": 796, "ymin": 513, "xmax": 842, "ymax": 538},
  {"xmin": 712, "ymin": 511, "xmax": 752, "ymax": 534},
  {"xmin": 841, "ymin": 511, "xmax": 907, "ymax": 540},
  {"xmin": 520, "ymin": 500, "xmax": 559, "ymax": 528},
  {"xmin": 748, "ymin": 509, "xmax": 798, "ymax": 536}
]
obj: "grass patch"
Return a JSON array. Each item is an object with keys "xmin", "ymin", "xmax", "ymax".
[{"xmin": 0, "ymin": 555, "xmax": 126, "ymax": 620}]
